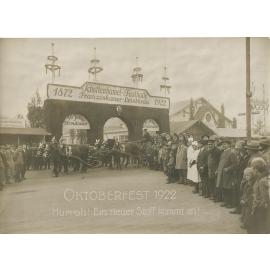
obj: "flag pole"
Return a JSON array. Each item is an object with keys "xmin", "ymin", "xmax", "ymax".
[{"xmin": 246, "ymin": 37, "xmax": 252, "ymax": 141}]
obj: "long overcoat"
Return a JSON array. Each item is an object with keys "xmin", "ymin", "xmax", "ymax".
[
  {"xmin": 207, "ymin": 147, "xmax": 221, "ymax": 179},
  {"xmin": 175, "ymin": 144, "xmax": 187, "ymax": 170},
  {"xmin": 197, "ymin": 146, "xmax": 208, "ymax": 178},
  {"xmin": 216, "ymin": 148, "xmax": 237, "ymax": 189}
]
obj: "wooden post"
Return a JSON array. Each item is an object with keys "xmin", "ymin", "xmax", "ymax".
[{"xmin": 246, "ymin": 37, "xmax": 252, "ymax": 141}]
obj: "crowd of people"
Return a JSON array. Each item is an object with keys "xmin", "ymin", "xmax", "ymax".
[
  {"xmin": 1, "ymin": 130, "xmax": 270, "ymax": 233},
  {"xmin": 143, "ymin": 130, "xmax": 270, "ymax": 234},
  {"xmin": 0, "ymin": 137, "xmax": 127, "ymax": 187},
  {"xmin": 0, "ymin": 140, "xmax": 76, "ymax": 189},
  {"xmin": 0, "ymin": 145, "xmax": 28, "ymax": 189}
]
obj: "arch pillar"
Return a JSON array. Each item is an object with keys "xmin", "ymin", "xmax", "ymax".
[
  {"xmin": 87, "ymin": 122, "xmax": 103, "ymax": 144},
  {"xmin": 129, "ymin": 119, "xmax": 143, "ymax": 141}
]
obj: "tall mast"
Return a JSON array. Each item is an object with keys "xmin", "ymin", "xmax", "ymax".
[
  {"xmin": 246, "ymin": 37, "xmax": 252, "ymax": 141},
  {"xmin": 160, "ymin": 66, "xmax": 171, "ymax": 96},
  {"xmin": 131, "ymin": 56, "xmax": 143, "ymax": 88},
  {"xmin": 45, "ymin": 43, "xmax": 61, "ymax": 83},
  {"xmin": 88, "ymin": 47, "xmax": 103, "ymax": 82}
]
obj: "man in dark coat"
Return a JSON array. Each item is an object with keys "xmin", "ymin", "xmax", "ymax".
[
  {"xmin": 0, "ymin": 148, "xmax": 6, "ymax": 190},
  {"xmin": 31, "ymin": 144, "xmax": 38, "ymax": 170},
  {"xmin": 216, "ymin": 139, "xmax": 237, "ymax": 208},
  {"xmin": 36, "ymin": 143, "xmax": 45, "ymax": 170},
  {"xmin": 79, "ymin": 145, "xmax": 89, "ymax": 173},
  {"xmin": 21, "ymin": 145, "xmax": 27, "ymax": 179},
  {"xmin": 207, "ymin": 135, "xmax": 221, "ymax": 201},
  {"xmin": 197, "ymin": 135, "xmax": 209, "ymax": 197},
  {"xmin": 259, "ymin": 138, "xmax": 270, "ymax": 168},
  {"xmin": 0, "ymin": 147, "xmax": 8, "ymax": 184},
  {"xmin": 166, "ymin": 149, "xmax": 176, "ymax": 184},
  {"xmin": 230, "ymin": 140, "xmax": 249, "ymax": 214},
  {"xmin": 24, "ymin": 144, "xmax": 33, "ymax": 171},
  {"xmin": 13, "ymin": 146, "xmax": 24, "ymax": 182},
  {"xmin": 246, "ymin": 141, "xmax": 262, "ymax": 166},
  {"xmin": 59, "ymin": 144, "xmax": 69, "ymax": 174},
  {"xmin": 50, "ymin": 141, "xmax": 61, "ymax": 177}
]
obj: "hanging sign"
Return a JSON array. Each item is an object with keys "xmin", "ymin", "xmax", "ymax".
[{"xmin": 63, "ymin": 114, "xmax": 90, "ymax": 130}]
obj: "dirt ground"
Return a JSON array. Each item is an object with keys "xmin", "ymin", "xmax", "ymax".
[{"xmin": 0, "ymin": 168, "xmax": 245, "ymax": 233}]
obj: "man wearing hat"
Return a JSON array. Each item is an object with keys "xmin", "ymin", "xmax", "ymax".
[
  {"xmin": 207, "ymin": 135, "xmax": 222, "ymax": 201},
  {"xmin": 0, "ymin": 146, "xmax": 8, "ymax": 185},
  {"xmin": 0, "ymin": 147, "xmax": 6, "ymax": 190},
  {"xmin": 230, "ymin": 140, "xmax": 249, "ymax": 214},
  {"xmin": 50, "ymin": 140, "xmax": 61, "ymax": 177},
  {"xmin": 24, "ymin": 144, "xmax": 33, "ymax": 171},
  {"xmin": 245, "ymin": 141, "xmax": 262, "ymax": 166},
  {"xmin": 13, "ymin": 145, "xmax": 24, "ymax": 182},
  {"xmin": 197, "ymin": 135, "xmax": 209, "ymax": 197},
  {"xmin": 216, "ymin": 138, "xmax": 237, "ymax": 208},
  {"xmin": 259, "ymin": 137, "xmax": 270, "ymax": 167},
  {"xmin": 5, "ymin": 145, "xmax": 15, "ymax": 184}
]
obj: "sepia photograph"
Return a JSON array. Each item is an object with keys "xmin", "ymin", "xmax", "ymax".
[{"xmin": 0, "ymin": 37, "xmax": 269, "ymax": 234}]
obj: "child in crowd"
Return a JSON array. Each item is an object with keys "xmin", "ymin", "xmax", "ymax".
[{"xmin": 240, "ymin": 167, "xmax": 256, "ymax": 229}]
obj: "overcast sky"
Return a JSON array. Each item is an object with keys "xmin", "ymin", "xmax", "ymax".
[{"xmin": 0, "ymin": 38, "xmax": 269, "ymax": 128}]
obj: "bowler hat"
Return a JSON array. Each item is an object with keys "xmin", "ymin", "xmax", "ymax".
[
  {"xmin": 244, "ymin": 141, "xmax": 260, "ymax": 151},
  {"xmin": 208, "ymin": 135, "xmax": 218, "ymax": 143},
  {"xmin": 259, "ymin": 138, "xmax": 270, "ymax": 147},
  {"xmin": 201, "ymin": 135, "xmax": 209, "ymax": 140},
  {"xmin": 199, "ymin": 135, "xmax": 209, "ymax": 144}
]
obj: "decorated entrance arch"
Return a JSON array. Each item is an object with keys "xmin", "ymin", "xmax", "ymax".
[{"xmin": 44, "ymin": 81, "xmax": 170, "ymax": 144}]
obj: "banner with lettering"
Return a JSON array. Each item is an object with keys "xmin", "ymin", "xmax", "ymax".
[{"xmin": 47, "ymin": 82, "xmax": 170, "ymax": 110}]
